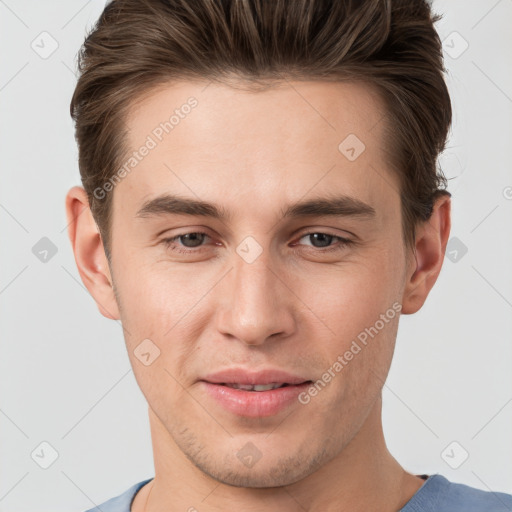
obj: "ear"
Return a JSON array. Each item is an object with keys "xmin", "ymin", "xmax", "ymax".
[
  {"xmin": 401, "ymin": 193, "xmax": 451, "ymax": 315},
  {"xmin": 65, "ymin": 186, "xmax": 120, "ymax": 320}
]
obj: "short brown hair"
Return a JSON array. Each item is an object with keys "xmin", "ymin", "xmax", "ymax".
[{"xmin": 70, "ymin": 0, "xmax": 452, "ymax": 262}]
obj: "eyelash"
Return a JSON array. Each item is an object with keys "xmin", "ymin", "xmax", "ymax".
[{"xmin": 161, "ymin": 231, "xmax": 354, "ymax": 254}]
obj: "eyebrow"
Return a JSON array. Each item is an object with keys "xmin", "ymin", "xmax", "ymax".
[{"xmin": 135, "ymin": 193, "xmax": 376, "ymax": 222}]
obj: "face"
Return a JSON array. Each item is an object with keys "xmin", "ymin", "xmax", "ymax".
[{"xmin": 102, "ymin": 79, "xmax": 413, "ymax": 487}]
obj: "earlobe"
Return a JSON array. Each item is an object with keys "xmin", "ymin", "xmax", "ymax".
[
  {"xmin": 401, "ymin": 194, "xmax": 451, "ymax": 315},
  {"xmin": 65, "ymin": 186, "xmax": 120, "ymax": 321}
]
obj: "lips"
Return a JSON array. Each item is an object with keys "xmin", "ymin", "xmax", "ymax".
[
  {"xmin": 201, "ymin": 367, "xmax": 311, "ymax": 387},
  {"xmin": 200, "ymin": 380, "xmax": 313, "ymax": 417}
]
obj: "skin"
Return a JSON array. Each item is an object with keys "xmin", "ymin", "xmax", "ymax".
[{"xmin": 66, "ymin": 79, "xmax": 451, "ymax": 512}]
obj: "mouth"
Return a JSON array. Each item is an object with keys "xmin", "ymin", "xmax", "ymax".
[{"xmin": 213, "ymin": 381, "xmax": 312, "ymax": 391}]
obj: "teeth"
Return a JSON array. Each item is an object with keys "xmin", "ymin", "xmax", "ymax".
[{"xmin": 224, "ymin": 383, "xmax": 286, "ymax": 391}]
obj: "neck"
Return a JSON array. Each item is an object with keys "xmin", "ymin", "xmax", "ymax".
[{"xmin": 133, "ymin": 396, "xmax": 424, "ymax": 512}]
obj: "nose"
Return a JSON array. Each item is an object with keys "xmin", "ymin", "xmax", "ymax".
[{"xmin": 215, "ymin": 246, "xmax": 296, "ymax": 346}]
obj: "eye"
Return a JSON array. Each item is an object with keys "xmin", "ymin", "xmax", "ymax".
[
  {"xmin": 160, "ymin": 230, "xmax": 354, "ymax": 255},
  {"xmin": 294, "ymin": 231, "xmax": 353, "ymax": 252},
  {"xmin": 161, "ymin": 232, "xmax": 212, "ymax": 253}
]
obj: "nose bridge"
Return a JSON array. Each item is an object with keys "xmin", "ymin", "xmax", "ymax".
[
  {"xmin": 235, "ymin": 248, "xmax": 275, "ymax": 307},
  {"xmin": 216, "ymin": 242, "xmax": 295, "ymax": 345}
]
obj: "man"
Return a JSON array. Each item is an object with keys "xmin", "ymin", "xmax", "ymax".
[{"xmin": 65, "ymin": 0, "xmax": 512, "ymax": 511}]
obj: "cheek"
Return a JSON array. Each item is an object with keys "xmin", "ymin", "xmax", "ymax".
[
  {"xmin": 113, "ymin": 262, "xmax": 209, "ymax": 383},
  {"xmin": 294, "ymin": 247, "xmax": 403, "ymax": 403},
  {"xmin": 298, "ymin": 250, "xmax": 402, "ymax": 334},
  {"xmin": 114, "ymin": 258, "xmax": 208, "ymax": 333}
]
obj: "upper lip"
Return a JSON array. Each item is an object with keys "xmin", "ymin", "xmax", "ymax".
[{"xmin": 201, "ymin": 368, "xmax": 312, "ymax": 386}]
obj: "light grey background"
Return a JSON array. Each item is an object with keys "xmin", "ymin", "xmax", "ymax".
[{"xmin": 1, "ymin": 1, "xmax": 511, "ymax": 511}]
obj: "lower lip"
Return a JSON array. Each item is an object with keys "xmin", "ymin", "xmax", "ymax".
[{"xmin": 200, "ymin": 381, "xmax": 312, "ymax": 418}]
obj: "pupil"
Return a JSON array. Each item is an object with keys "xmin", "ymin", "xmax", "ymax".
[
  {"xmin": 310, "ymin": 233, "xmax": 332, "ymax": 248},
  {"xmin": 181, "ymin": 233, "xmax": 204, "ymax": 247}
]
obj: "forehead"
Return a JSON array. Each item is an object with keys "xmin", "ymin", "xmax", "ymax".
[
  {"xmin": 125, "ymin": 78, "xmax": 388, "ymax": 152},
  {"xmin": 116, "ymin": 78, "xmax": 399, "ymax": 226}
]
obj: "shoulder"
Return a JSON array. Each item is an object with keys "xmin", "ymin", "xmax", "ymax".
[
  {"xmin": 82, "ymin": 478, "xmax": 153, "ymax": 512},
  {"xmin": 402, "ymin": 474, "xmax": 512, "ymax": 512}
]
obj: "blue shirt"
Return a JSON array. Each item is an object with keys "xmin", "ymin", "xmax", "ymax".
[{"xmin": 83, "ymin": 474, "xmax": 512, "ymax": 512}]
